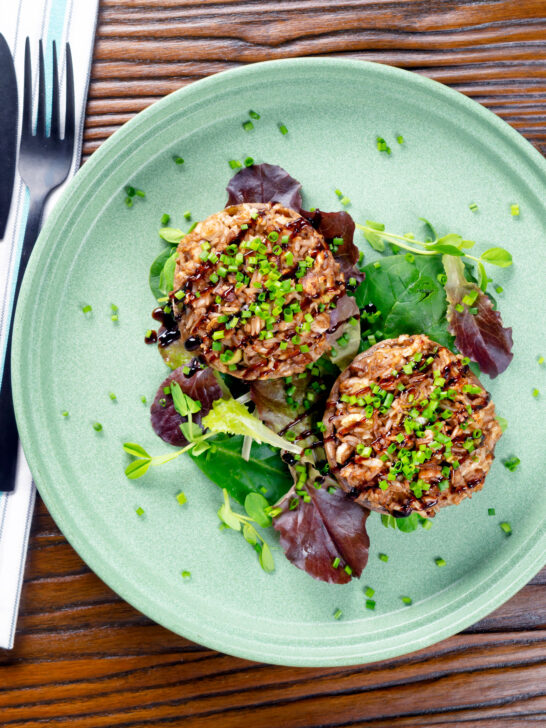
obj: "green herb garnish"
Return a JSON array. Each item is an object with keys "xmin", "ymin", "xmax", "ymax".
[
  {"xmin": 503, "ymin": 456, "xmax": 520, "ymax": 472},
  {"xmin": 217, "ymin": 489, "xmax": 275, "ymax": 574}
]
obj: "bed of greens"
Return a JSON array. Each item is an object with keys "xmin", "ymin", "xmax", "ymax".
[{"xmin": 123, "ymin": 163, "xmax": 514, "ymax": 583}]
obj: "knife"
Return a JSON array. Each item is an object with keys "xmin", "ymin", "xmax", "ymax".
[{"xmin": 0, "ymin": 33, "xmax": 18, "ymax": 240}]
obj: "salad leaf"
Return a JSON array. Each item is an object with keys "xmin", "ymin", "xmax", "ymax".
[
  {"xmin": 149, "ymin": 245, "xmax": 176, "ymax": 299},
  {"xmin": 443, "ymin": 255, "xmax": 513, "ymax": 377},
  {"xmin": 356, "ymin": 254, "xmax": 454, "ymax": 350},
  {"xmin": 273, "ymin": 467, "xmax": 370, "ymax": 584},
  {"xmin": 380, "ymin": 512, "xmax": 431, "ymax": 533},
  {"xmin": 226, "ymin": 163, "xmax": 303, "ymax": 210},
  {"xmin": 150, "ymin": 366, "xmax": 225, "ymax": 446},
  {"xmin": 244, "ymin": 492, "xmax": 272, "ymax": 528},
  {"xmin": 303, "ymin": 209, "xmax": 363, "ymax": 283},
  {"xmin": 217, "ymin": 489, "xmax": 276, "ymax": 573},
  {"xmin": 202, "ymin": 398, "xmax": 302, "ymax": 454},
  {"xmin": 480, "ymin": 247, "xmax": 513, "ymax": 267},
  {"xmin": 326, "ymin": 294, "xmax": 361, "ymax": 369},
  {"xmin": 158, "ymin": 337, "xmax": 194, "ymax": 371},
  {"xmin": 159, "ymin": 249, "xmax": 177, "ymax": 295},
  {"xmin": 358, "ymin": 220, "xmax": 385, "ymax": 252},
  {"xmin": 191, "ymin": 434, "xmax": 293, "ymax": 505},
  {"xmin": 159, "ymin": 227, "xmax": 185, "ymax": 244}
]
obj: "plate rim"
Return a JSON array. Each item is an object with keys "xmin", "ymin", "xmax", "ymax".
[{"xmin": 12, "ymin": 57, "xmax": 546, "ymax": 666}]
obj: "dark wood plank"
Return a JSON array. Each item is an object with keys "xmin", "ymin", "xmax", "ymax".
[{"xmin": 1, "ymin": 1, "xmax": 544, "ymax": 726}]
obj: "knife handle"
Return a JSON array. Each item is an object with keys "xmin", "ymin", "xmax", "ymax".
[{"xmin": 0, "ymin": 193, "xmax": 46, "ymax": 492}]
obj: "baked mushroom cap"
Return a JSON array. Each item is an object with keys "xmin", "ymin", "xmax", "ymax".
[
  {"xmin": 172, "ymin": 202, "xmax": 345, "ymax": 380},
  {"xmin": 323, "ymin": 334, "xmax": 502, "ymax": 518}
]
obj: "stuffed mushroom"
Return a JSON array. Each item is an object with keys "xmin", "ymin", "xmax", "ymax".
[
  {"xmin": 323, "ymin": 334, "xmax": 502, "ymax": 518},
  {"xmin": 171, "ymin": 202, "xmax": 345, "ymax": 380}
]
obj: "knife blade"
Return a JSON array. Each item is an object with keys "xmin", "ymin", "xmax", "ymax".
[{"xmin": 0, "ymin": 33, "xmax": 18, "ymax": 240}]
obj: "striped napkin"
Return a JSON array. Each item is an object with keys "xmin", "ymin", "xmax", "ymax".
[{"xmin": 0, "ymin": 0, "xmax": 99, "ymax": 650}]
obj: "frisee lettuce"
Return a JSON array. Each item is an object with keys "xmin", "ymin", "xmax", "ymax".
[{"xmin": 201, "ymin": 398, "xmax": 302, "ymax": 454}]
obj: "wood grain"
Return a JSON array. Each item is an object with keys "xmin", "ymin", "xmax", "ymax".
[{"xmin": 1, "ymin": 1, "xmax": 545, "ymax": 725}]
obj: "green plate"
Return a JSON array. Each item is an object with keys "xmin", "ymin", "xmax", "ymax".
[{"xmin": 13, "ymin": 59, "xmax": 546, "ymax": 666}]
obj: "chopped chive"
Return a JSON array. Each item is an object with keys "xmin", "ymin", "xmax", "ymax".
[
  {"xmin": 181, "ymin": 570, "xmax": 191, "ymax": 578},
  {"xmin": 135, "ymin": 189, "xmax": 145, "ymax": 198},
  {"xmin": 378, "ymin": 553, "xmax": 389, "ymax": 563},
  {"xmin": 248, "ymin": 109, "xmax": 261, "ymax": 119},
  {"xmin": 92, "ymin": 422, "xmax": 103, "ymax": 432},
  {"xmin": 538, "ymin": 355, "xmax": 544, "ymax": 365},
  {"xmin": 396, "ymin": 134, "xmax": 404, "ymax": 144},
  {"xmin": 81, "ymin": 304, "xmax": 92, "ymax": 314},
  {"xmin": 174, "ymin": 156, "xmax": 184, "ymax": 165},
  {"xmin": 401, "ymin": 596, "xmax": 412, "ymax": 605},
  {"xmin": 126, "ymin": 186, "xmax": 136, "ymax": 197},
  {"xmin": 434, "ymin": 557, "xmax": 446, "ymax": 567},
  {"xmin": 242, "ymin": 120, "xmax": 254, "ymax": 132},
  {"xmin": 344, "ymin": 564, "xmax": 352, "ymax": 576},
  {"xmin": 333, "ymin": 608, "xmax": 343, "ymax": 620},
  {"xmin": 111, "ymin": 314, "xmax": 118, "ymax": 322},
  {"xmin": 278, "ymin": 123, "xmax": 288, "ymax": 135},
  {"xmin": 125, "ymin": 197, "xmax": 133, "ymax": 208},
  {"xmin": 500, "ymin": 521, "xmax": 512, "ymax": 535},
  {"xmin": 176, "ymin": 491, "xmax": 187, "ymax": 505},
  {"xmin": 469, "ymin": 202, "xmax": 479, "ymax": 212},
  {"xmin": 135, "ymin": 506, "xmax": 145, "ymax": 516},
  {"xmin": 109, "ymin": 392, "xmax": 117, "ymax": 401},
  {"xmin": 495, "ymin": 284, "xmax": 503, "ymax": 294},
  {"xmin": 365, "ymin": 599, "xmax": 376, "ymax": 610},
  {"xmin": 244, "ymin": 156, "xmax": 254, "ymax": 167},
  {"xmin": 364, "ymin": 586, "xmax": 375, "ymax": 598},
  {"xmin": 532, "ymin": 388, "xmax": 540, "ymax": 397},
  {"xmin": 510, "ymin": 203, "xmax": 520, "ymax": 217},
  {"xmin": 488, "ymin": 507, "xmax": 496, "ymax": 516},
  {"xmin": 340, "ymin": 196, "xmax": 351, "ymax": 206},
  {"xmin": 61, "ymin": 410, "xmax": 69, "ymax": 417},
  {"xmin": 229, "ymin": 159, "xmax": 242, "ymax": 169},
  {"xmin": 160, "ymin": 213, "xmax": 170, "ymax": 226},
  {"xmin": 503, "ymin": 455, "xmax": 520, "ymax": 472},
  {"xmin": 332, "ymin": 556, "xmax": 341, "ymax": 569},
  {"xmin": 141, "ymin": 395, "xmax": 147, "ymax": 404},
  {"xmin": 183, "ymin": 210, "xmax": 191, "ymax": 220}
]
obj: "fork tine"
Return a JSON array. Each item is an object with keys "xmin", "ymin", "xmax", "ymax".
[
  {"xmin": 36, "ymin": 39, "xmax": 46, "ymax": 137},
  {"xmin": 22, "ymin": 38, "xmax": 32, "ymax": 136},
  {"xmin": 64, "ymin": 43, "xmax": 75, "ymax": 144},
  {"xmin": 50, "ymin": 40, "xmax": 60, "ymax": 139}
]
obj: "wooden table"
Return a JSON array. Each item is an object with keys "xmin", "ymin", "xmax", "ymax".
[{"xmin": 1, "ymin": 1, "xmax": 545, "ymax": 724}]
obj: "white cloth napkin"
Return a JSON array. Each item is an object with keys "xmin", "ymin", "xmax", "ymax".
[{"xmin": 0, "ymin": 0, "xmax": 99, "ymax": 650}]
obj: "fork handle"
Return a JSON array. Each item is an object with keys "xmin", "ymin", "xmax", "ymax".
[{"xmin": 0, "ymin": 192, "xmax": 47, "ymax": 492}]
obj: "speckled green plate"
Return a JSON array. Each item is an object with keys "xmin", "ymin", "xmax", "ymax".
[{"xmin": 13, "ymin": 59, "xmax": 546, "ymax": 666}]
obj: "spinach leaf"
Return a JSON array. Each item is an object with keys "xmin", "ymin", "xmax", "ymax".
[
  {"xmin": 191, "ymin": 434, "xmax": 293, "ymax": 506},
  {"xmin": 149, "ymin": 245, "xmax": 176, "ymax": 299},
  {"xmin": 356, "ymin": 254, "xmax": 454, "ymax": 350},
  {"xmin": 159, "ymin": 249, "xmax": 177, "ymax": 296}
]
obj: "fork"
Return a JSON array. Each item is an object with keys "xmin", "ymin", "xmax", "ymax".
[{"xmin": 0, "ymin": 38, "xmax": 75, "ymax": 492}]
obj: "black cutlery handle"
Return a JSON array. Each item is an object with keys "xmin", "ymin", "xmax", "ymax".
[{"xmin": 0, "ymin": 193, "xmax": 46, "ymax": 492}]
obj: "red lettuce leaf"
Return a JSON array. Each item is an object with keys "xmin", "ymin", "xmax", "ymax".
[
  {"xmin": 326, "ymin": 294, "xmax": 359, "ymax": 348},
  {"xmin": 444, "ymin": 255, "xmax": 513, "ymax": 378},
  {"xmin": 302, "ymin": 208, "xmax": 363, "ymax": 284},
  {"xmin": 150, "ymin": 364, "xmax": 224, "ymax": 446},
  {"xmin": 226, "ymin": 163, "xmax": 302, "ymax": 210},
  {"xmin": 274, "ymin": 470, "xmax": 370, "ymax": 584}
]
